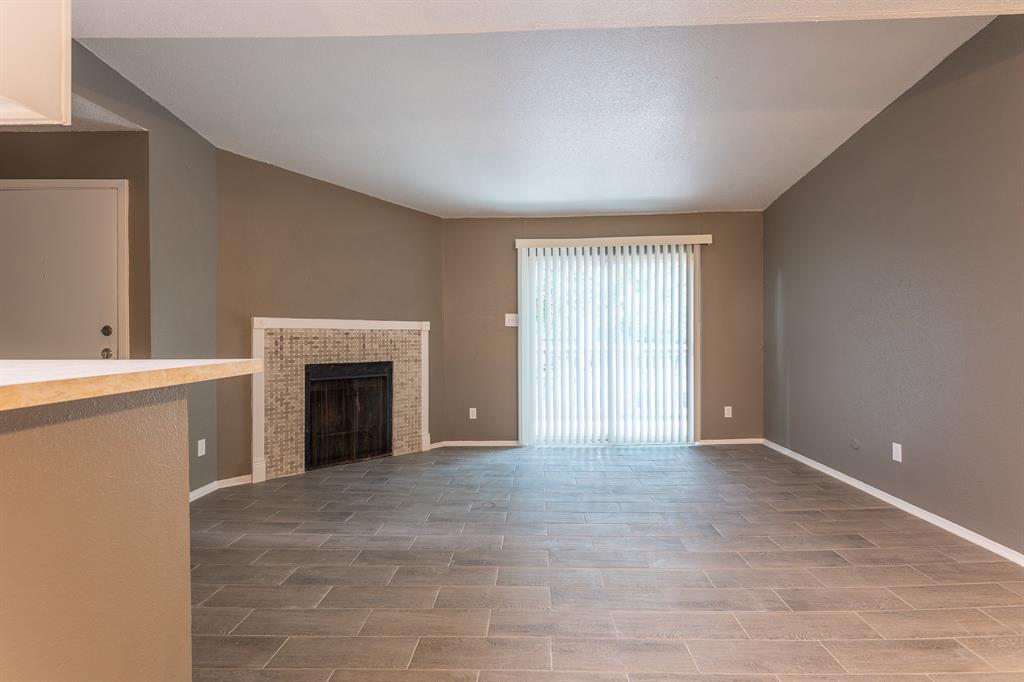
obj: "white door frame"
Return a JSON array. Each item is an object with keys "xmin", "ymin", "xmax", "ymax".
[{"xmin": 0, "ymin": 179, "xmax": 130, "ymax": 357}]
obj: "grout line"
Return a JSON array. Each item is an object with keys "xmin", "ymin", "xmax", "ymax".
[
  {"xmin": 818, "ymin": 639, "xmax": 851, "ymax": 675},
  {"xmin": 311, "ymin": 585, "xmax": 332, "ymax": 609},
  {"xmin": 850, "ymin": 610, "xmax": 886, "ymax": 639},
  {"xmin": 224, "ymin": 608, "xmax": 255, "ymax": 635},
  {"xmin": 194, "ymin": 584, "xmax": 224, "ymax": 607},
  {"xmin": 261, "ymin": 636, "xmax": 289, "ymax": 670},
  {"xmin": 404, "ymin": 637, "xmax": 421, "ymax": 669},
  {"xmin": 730, "ymin": 611, "xmax": 753, "ymax": 639}
]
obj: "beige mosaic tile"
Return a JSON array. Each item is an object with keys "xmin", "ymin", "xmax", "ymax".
[{"xmin": 262, "ymin": 327, "xmax": 424, "ymax": 479}]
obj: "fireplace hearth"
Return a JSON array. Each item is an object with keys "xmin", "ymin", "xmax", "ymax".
[{"xmin": 304, "ymin": 361, "xmax": 393, "ymax": 470}]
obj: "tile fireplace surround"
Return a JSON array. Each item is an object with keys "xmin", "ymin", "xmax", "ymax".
[{"xmin": 251, "ymin": 318, "xmax": 430, "ymax": 482}]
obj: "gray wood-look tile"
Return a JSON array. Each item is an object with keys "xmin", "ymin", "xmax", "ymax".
[
  {"xmin": 204, "ymin": 585, "xmax": 330, "ymax": 609},
  {"xmin": 685, "ymin": 639, "xmax": 843, "ymax": 674},
  {"xmin": 434, "ymin": 585, "xmax": 552, "ymax": 609},
  {"xmin": 890, "ymin": 584, "xmax": 1024, "ymax": 609},
  {"xmin": 823, "ymin": 639, "xmax": 994, "ymax": 673},
  {"xmin": 192, "ymin": 635, "xmax": 287, "ymax": 668},
  {"xmin": 318, "ymin": 585, "xmax": 439, "ymax": 609},
  {"xmin": 410, "ymin": 637, "xmax": 551, "ymax": 670},
  {"xmin": 807, "ymin": 565, "xmax": 935, "ymax": 587},
  {"xmin": 552, "ymin": 638, "xmax": 696, "ymax": 672},
  {"xmin": 959, "ymin": 636, "xmax": 1024, "ymax": 672},
  {"xmin": 232, "ymin": 608, "xmax": 370, "ymax": 635},
  {"xmin": 285, "ymin": 565, "xmax": 397, "ymax": 585},
  {"xmin": 359, "ymin": 608, "xmax": 490, "ymax": 636},
  {"xmin": 193, "ymin": 670, "xmax": 332, "ymax": 682},
  {"xmin": 268, "ymin": 636, "xmax": 418, "ymax": 669},
  {"xmin": 704, "ymin": 568, "xmax": 823, "ymax": 588},
  {"xmin": 497, "ymin": 567, "xmax": 605, "ymax": 587},
  {"xmin": 189, "ymin": 444, "xmax": 1018, "ymax": 678},
  {"xmin": 489, "ymin": 608, "xmax": 616, "ymax": 637},
  {"xmin": 775, "ymin": 587, "xmax": 910, "ymax": 611},
  {"xmin": 192, "ymin": 607, "xmax": 254, "ymax": 635},
  {"xmin": 735, "ymin": 611, "xmax": 881, "ymax": 640},
  {"xmin": 330, "ymin": 672, "xmax": 478, "ymax": 682},
  {"xmin": 611, "ymin": 610, "xmax": 746, "ymax": 639},
  {"xmin": 859, "ymin": 609, "xmax": 1015, "ymax": 639}
]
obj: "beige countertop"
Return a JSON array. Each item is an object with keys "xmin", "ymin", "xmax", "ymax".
[{"xmin": 0, "ymin": 359, "xmax": 262, "ymax": 411}]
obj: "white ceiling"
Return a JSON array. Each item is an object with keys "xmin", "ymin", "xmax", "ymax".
[
  {"xmin": 73, "ymin": 0, "xmax": 1015, "ymax": 38},
  {"xmin": 80, "ymin": 16, "xmax": 991, "ymax": 217}
]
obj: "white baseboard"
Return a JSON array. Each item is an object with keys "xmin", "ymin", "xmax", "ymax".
[
  {"xmin": 430, "ymin": 440, "xmax": 521, "ymax": 449},
  {"xmin": 762, "ymin": 439, "xmax": 1024, "ymax": 567},
  {"xmin": 189, "ymin": 474, "xmax": 253, "ymax": 502},
  {"xmin": 698, "ymin": 438, "xmax": 765, "ymax": 445}
]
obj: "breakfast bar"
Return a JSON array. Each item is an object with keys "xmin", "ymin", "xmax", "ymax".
[{"xmin": 0, "ymin": 359, "xmax": 260, "ymax": 681}]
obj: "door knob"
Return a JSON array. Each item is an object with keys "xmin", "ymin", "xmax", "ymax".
[
  {"xmin": 101, "ymin": 325, "xmax": 113, "ymax": 336},
  {"xmin": 101, "ymin": 348, "xmax": 113, "ymax": 359}
]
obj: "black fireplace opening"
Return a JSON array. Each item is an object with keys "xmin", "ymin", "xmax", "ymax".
[{"xmin": 305, "ymin": 361, "xmax": 393, "ymax": 470}]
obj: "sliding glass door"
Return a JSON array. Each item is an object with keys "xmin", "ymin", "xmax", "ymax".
[{"xmin": 517, "ymin": 238, "xmax": 704, "ymax": 445}]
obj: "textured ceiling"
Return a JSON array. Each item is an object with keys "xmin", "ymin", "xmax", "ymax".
[{"xmin": 82, "ymin": 17, "xmax": 990, "ymax": 217}]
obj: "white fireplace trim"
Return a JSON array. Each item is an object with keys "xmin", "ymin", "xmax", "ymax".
[{"xmin": 251, "ymin": 317, "xmax": 431, "ymax": 483}]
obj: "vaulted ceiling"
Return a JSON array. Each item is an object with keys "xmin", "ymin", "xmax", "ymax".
[{"xmin": 75, "ymin": 2, "xmax": 992, "ymax": 216}]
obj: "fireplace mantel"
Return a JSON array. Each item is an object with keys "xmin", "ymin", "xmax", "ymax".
[{"xmin": 251, "ymin": 317, "xmax": 429, "ymax": 482}]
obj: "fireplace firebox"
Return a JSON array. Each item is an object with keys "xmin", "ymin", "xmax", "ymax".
[{"xmin": 304, "ymin": 361, "xmax": 393, "ymax": 470}]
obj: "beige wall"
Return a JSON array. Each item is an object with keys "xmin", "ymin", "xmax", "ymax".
[
  {"xmin": 764, "ymin": 16, "xmax": 1024, "ymax": 552},
  {"xmin": 0, "ymin": 388, "xmax": 191, "ymax": 681},
  {"xmin": 442, "ymin": 213, "xmax": 764, "ymax": 442},
  {"xmin": 216, "ymin": 151, "xmax": 445, "ymax": 477},
  {"xmin": 0, "ymin": 131, "xmax": 152, "ymax": 358}
]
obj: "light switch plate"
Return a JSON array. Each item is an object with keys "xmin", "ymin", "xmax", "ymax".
[
  {"xmin": 892, "ymin": 442, "xmax": 902, "ymax": 463},
  {"xmin": 197, "ymin": 438, "xmax": 206, "ymax": 457},
  {"xmin": 724, "ymin": 406, "xmax": 733, "ymax": 418},
  {"xmin": 469, "ymin": 408, "xmax": 477, "ymax": 420},
  {"xmin": 505, "ymin": 313, "xmax": 519, "ymax": 327}
]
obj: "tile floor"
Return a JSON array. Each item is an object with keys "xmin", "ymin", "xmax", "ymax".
[{"xmin": 189, "ymin": 444, "xmax": 1024, "ymax": 681}]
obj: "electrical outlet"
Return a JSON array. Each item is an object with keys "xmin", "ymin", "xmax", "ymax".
[
  {"xmin": 724, "ymin": 406, "xmax": 733, "ymax": 418},
  {"xmin": 504, "ymin": 313, "xmax": 519, "ymax": 327},
  {"xmin": 892, "ymin": 442, "xmax": 902, "ymax": 463},
  {"xmin": 469, "ymin": 407, "xmax": 477, "ymax": 420},
  {"xmin": 197, "ymin": 438, "xmax": 206, "ymax": 457}
]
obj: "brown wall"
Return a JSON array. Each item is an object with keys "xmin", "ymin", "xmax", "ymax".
[
  {"xmin": 764, "ymin": 16, "xmax": 1024, "ymax": 552},
  {"xmin": 442, "ymin": 213, "xmax": 764, "ymax": 442},
  {"xmin": 0, "ymin": 388, "xmax": 191, "ymax": 680},
  {"xmin": 0, "ymin": 131, "xmax": 151, "ymax": 358},
  {"xmin": 216, "ymin": 151, "xmax": 445, "ymax": 477}
]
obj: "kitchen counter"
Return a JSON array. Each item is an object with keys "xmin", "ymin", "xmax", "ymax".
[{"xmin": 0, "ymin": 358, "xmax": 261, "ymax": 410}]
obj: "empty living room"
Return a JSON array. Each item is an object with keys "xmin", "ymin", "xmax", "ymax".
[{"xmin": 2, "ymin": 1, "xmax": 1024, "ymax": 680}]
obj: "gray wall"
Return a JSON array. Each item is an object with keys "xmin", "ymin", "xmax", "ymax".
[
  {"xmin": 216, "ymin": 151, "xmax": 445, "ymax": 478},
  {"xmin": 442, "ymin": 213, "xmax": 764, "ymax": 442},
  {"xmin": 764, "ymin": 16, "xmax": 1024, "ymax": 552},
  {"xmin": 73, "ymin": 43, "xmax": 221, "ymax": 491}
]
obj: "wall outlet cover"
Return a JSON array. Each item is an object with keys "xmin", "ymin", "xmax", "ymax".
[
  {"xmin": 197, "ymin": 438, "xmax": 206, "ymax": 457},
  {"xmin": 724, "ymin": 406, "xmax": 733, "ymax": 418},
  {"xmin": 892, "ymin": 442, "xmax": 902, "ymax": 463},
  {"xmin": 504, "ymin": 313, "xmax": 519, "ymax": 327},
  {"xmin": 469, "ymin": 407, "xmax": 477, "ymax": 420}
]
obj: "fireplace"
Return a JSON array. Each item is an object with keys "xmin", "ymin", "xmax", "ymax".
[{"xmin": 304, "ymin": 361, "xmax": 393, "ymax": 470}]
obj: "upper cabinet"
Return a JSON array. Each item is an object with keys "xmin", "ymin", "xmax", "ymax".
[{"xmin": 0, "ymin": 0, "xmax": 71, "ymax": 125}]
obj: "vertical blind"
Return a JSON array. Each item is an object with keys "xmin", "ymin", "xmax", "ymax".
[{"xmin": 517, "ymin": 241, "xmax": 699, "ymax": 445}]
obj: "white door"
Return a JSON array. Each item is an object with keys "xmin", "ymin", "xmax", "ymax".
[{"xmin": 0, "ymin": 181, "xmax": 128, "ymax": 358}]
